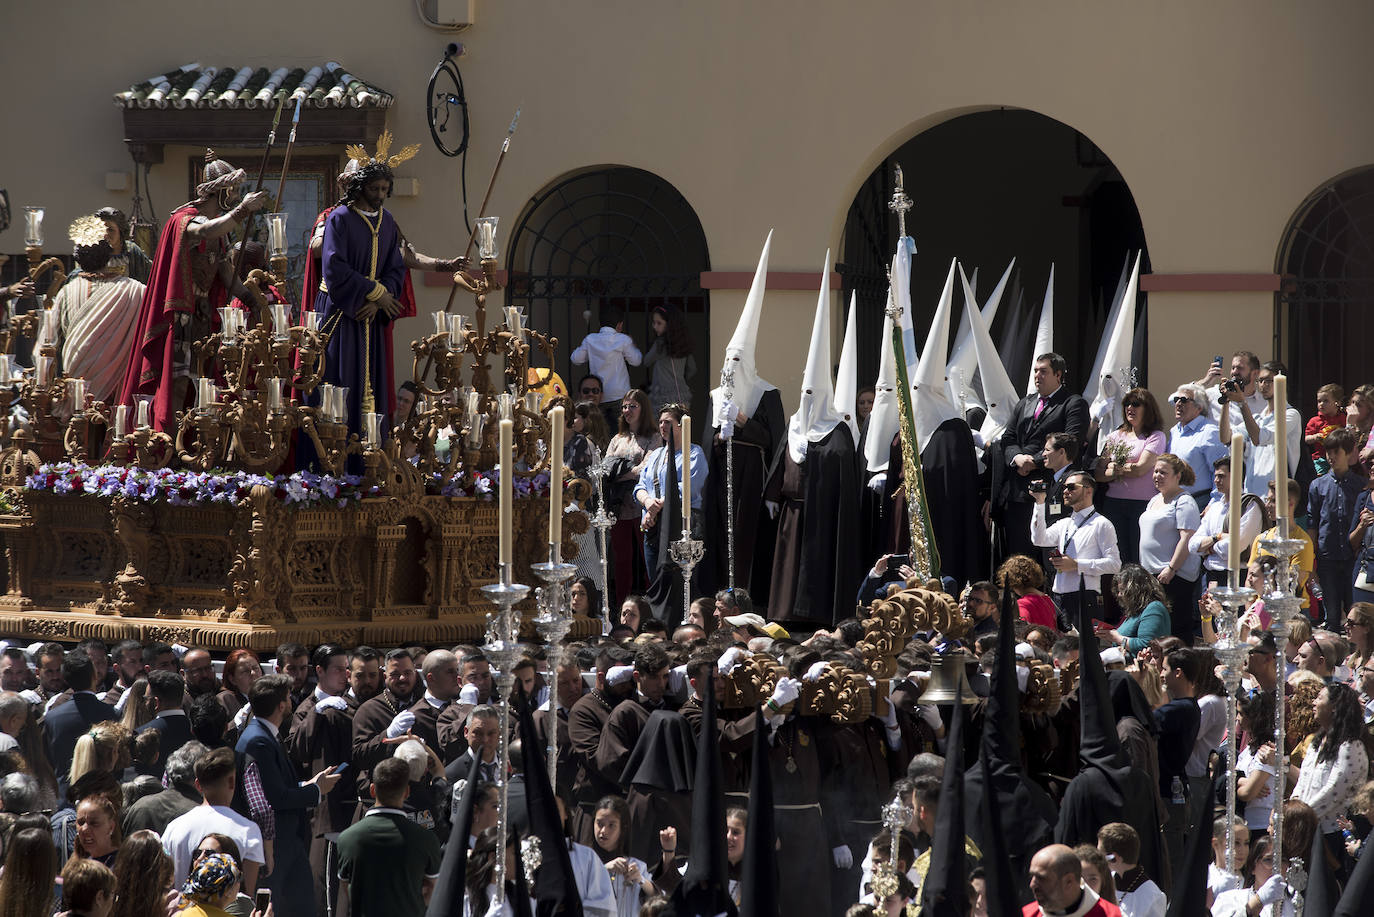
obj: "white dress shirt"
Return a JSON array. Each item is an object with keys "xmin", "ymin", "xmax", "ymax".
[
  {"xmin": 1244, "ymin": 403, "xmax": 1302, "ymax": 497},
  {"xmin": 1189, "ymin": 495, "xmax": 1263, "ymax": 573},
  {"xmin": 1031, "ymin": 502, "xmax": 1122, "ymax": 594},
  {"xmin": 570, "ymin": 327, "xmax": 643, "ymax": 402}
]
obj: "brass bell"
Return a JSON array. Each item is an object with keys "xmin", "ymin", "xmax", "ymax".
[{"xmin": 918, "ymin": 651, "xmax": 978, "ymax": 705}]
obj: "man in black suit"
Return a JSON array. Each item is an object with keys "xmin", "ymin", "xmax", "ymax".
[
  {"xmin": 135, "ymin": 670, "xmax": 193, "ymax": 776},
  {"xmin": 42, "ymin": 648, "xmax": 117, "ymax": 798},
  {"xmin": 237, "ymin": 674, "xmax": 343, "ymax": 917},
  {"xmin": 991, "ymin": 352, "xmax": 1089, "ymax": 562}
]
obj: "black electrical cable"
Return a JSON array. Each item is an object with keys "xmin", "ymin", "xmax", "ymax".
[{"xmin": 426, "ymin": 43, "xmax": 472, "ymax": 234}]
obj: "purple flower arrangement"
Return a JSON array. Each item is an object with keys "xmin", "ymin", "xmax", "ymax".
[{"xmin": 25, "ymin": 463, "xmax": 554, "ymax": 507}]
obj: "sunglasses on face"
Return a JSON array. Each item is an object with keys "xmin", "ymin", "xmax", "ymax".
[
  {"xmin": 1062, "ymin": 483, "xmax": 1082, "ymax": 491},
  {"xmin": 581, "ymin": 388, "xmax": 601, "ymax": 396},
  {"xmin": 1172, "ymin": 397, "xmax": 1192, "ymax": 405}
]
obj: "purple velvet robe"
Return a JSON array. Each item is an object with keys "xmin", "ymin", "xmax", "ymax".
[{"xmin": 314, "ymin": 204, "xmax": 406, "ymax": 444}]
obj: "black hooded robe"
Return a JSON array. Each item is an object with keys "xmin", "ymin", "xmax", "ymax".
[{"xmin": 767, "ymin": 424, "xmax": 862, "ymax": 627}]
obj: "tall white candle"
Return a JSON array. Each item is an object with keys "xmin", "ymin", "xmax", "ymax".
[
  {"xmin": 268, "ymin": 378, "xmax": 283, "ymax": 413},
  {"xmin": 549, "ymin": 406, "xmax": 564, "ymax": 547},
  {"xmin": 70, "ymin": 378, "xmax": 86, "ymax": 408},
  {"xmin": 681, "ymin": 415, "xmax": 692, "ymax": 532},
  {"xmin": 1228, "ymin": 432, "xmax": 1243, "ymax": 577},
  {"xmin": 272, "ymin": 303, "xmax": 288, "ymax": 336},
  {"xmin": 114, "ymin": 404, "xmax": 128, "ymax": 438},
  {"xmin": 433, "ymin": 310, "xmax": 448, "ymax": 336},
  {"xmin": 1273, "ymin": 374, "xmax": 1288, "ymax": 524},
  {"xmin": 365, "ymin": 412, "xmax": 381, "ymax": 446},
  {"xmin": 135, "ymin": 399, "xmax": 150, "ymax": 430},
  {"xmin": 449, "ymin": 314, "xmax": 465, "ymax": 342},
  {"xmin": 499, "ymin": 418, "xmax": 514, "ymax": 567},
  {"xmin": 500, "ymin": 393, "xmax": 513, "ymax": 421},
  {"xmin": 304, "ymin": 310, "xmax": 318, "ymax": 333}
]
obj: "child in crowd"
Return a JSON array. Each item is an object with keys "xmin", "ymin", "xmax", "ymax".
[
  {"xmin": 1305, "ymin": 382, "xmax": 1346, "ymax": 473},
  {"xmin": 1307, "ymin": 426, "xmax": 1363, "ymax": 629},
  {"xmin": 1098, "ymin": 822, "xmax": 1165, "ymax": 917},
  {"xmin": 590, "ymin": 795, "xmax": 655, "ymax": 917}
]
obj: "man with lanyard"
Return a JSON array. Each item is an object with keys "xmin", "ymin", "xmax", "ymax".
[
  {"xmin": 1030, "ymin": 470, "xmax": 1121, "ymax": 624},
  {"xmin": 634, "ymin": 403, "xmax": 708, "ymax": 577}
]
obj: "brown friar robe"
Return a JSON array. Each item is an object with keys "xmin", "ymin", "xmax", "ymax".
[
  {"xmin": 817, "ymin": 720, "xmax": 893, "ymax": 914},
  {"xmin": 679, "ymin": 695, "xmax": 754, "ymax": 795},
  {"xmin": 533, "ymin": 705, "xmax": 576, "ymax": 805},
  {"xmin": 405, "ymin": 695, "xmax": 468, "ymax": 765},
  {"xmin": 350, "ymin": 688, "xmax": 416, "ymax": 796},
  {"xmin": 768, "ymin": 716, "xmax": 834, "ymax": 917},
  {"xmin": 567, "ymin": 689, "xmax": 620, "ymax": 844},
  {"xmin": 286, "ymin": 690, "xmax": 360, "ymax": 917},
  {"xmin": 593, "ymin": 697, "xmax": 652, "ymax": 787}
]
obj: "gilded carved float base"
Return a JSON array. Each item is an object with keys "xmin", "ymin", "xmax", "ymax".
[{"xmin": 0, "ymin": 490, "xmax": 596, "ymax": 651}]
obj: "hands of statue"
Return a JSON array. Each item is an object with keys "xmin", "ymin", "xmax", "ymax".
[
  {"xmin": 356, "ymin": 301, "xmax": 379, "ymax": 323},
  {"xmin": 3, "ymin": 279, "xmax": 35, "ymax": 300},
  {"xmin": 241, "ymin": 191, "xmax": 271, "ymax": 213},
  {"xmin": 376, "ymin": 292, "xmax": 402, "ymax": 319}
]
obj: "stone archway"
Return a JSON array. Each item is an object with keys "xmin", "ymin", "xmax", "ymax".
[
  {"xmin": 505, "ymin": 166, "xmax": 712, "ymax": 421},
  {"xmin": 839, "ymin": 108, "xmax": 1149, "ymax": 392},
  {"xmin": 1276, "ymin": 165, "xmax": 1374, "ymax": 402}
]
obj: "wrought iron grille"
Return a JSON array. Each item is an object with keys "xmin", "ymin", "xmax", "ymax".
[
  {"xmin": 1279, "ymin": 168, "xmax": 1374, "ymax": 404},
  {"xmin": 504, "ymin": 167, "xmax": 710, "ymax": 417}
]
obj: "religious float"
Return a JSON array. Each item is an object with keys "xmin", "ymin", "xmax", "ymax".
[{"xmin": 0, "ymin": 199, "xmax": 600, "ymax": 650}]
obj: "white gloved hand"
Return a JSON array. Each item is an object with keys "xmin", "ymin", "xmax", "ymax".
[
  {"xmin": 718, "ymin": 647, "xmax": 746, "ymax": 676},
  {"xmin": 233, "ymin": 703, "xmax": 252, "ymax": 730},
  {"xmin": 458, "ymin": 684, "xmax": 481, "ymax": 705},
  {"xmin": 770, "ymin": 677, "xmax": 801, "ymax": 709},
  {"xmin": 918, "ymin": 703, "xmax": 942, "ymax": 730},
  {"xmin": 316, "ymin": 695, "xmax": 348, "ymax": 713},
  {"xmin": 386, "ymin": 709, "xmax": 416, "ymax": 739},
  {"xmin": 867, "ymin": 472, "xmax": 887, "ymax": 495},
  {"xmin": 113, "ymin": 688, "xmax": 132, "ymax": 713},
  {"xmin": 765, "ymin": 500, "xmax": 780, "ymax": 519},
  {"xmin": 803, "ymin": 661, "xmax": 828, "ymax": 683},
  {"xmin": 170, "ymin": 643, "xmax": 189, "ymax": 659},
  {"xmin": 1255, "ymin": 874, "xmax": 1286, "ymax": 905},
  {"xmin": 18, "ymin": 689, "xmax": 42, "ymax": 705},
  {"xmin": 716, "ymin": 399, "xmax": 738, "ymax": 436},
  {"xmin": 832, "ymin": 845, "xmax": 853, "ymax": 870},
  {"xmin": 879, "ymin": 700, "xmax": 898, "ymax": 729}
]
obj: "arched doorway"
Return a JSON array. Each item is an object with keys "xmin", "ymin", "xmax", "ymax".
[
  {"xmin": 1277, "ymin": 166, "xmax": 1374, "ymax": 402},
  {"xmin": 505, "ymin": 167, "xmax": 711, "ymax": 421},
  {"xmin": 840, "ymin": 109, "xmax": 1148, "ymax": 393}
]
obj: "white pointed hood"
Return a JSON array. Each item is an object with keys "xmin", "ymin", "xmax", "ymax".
[
  {"xmin": 1081, "ymin": 254, "xmax": 1134, "ymax": 406},
  {"xmin": 966, "ymin": 271, "xmax": 1020, "ymax": 445},
  {"xmin": 1027, "ymin": 264, "xmax": 1055, "ymax": 395},
  {"xmin": 711, "ymin": 231, "xmax": 777, "ymax": 422},
  {"xmin": 1087, "ymin": 252, "xmax": 1143, "ymax": 450},
  {"xmin": 833, "ymin": 292, "xmax": 860, "ymax": 443},
  {"xmin": 865, "ymin": 254, "xmax": 904, "ymax": 473},
  {"xmin": 912, "ymin": 259, "xmax": 962, "ymax": 446},
  {"xmin": 786, "ymin": 251, "xmax": 846, "ymax": 463},
  {"xmin": 947, "ymin": 259, "xmax": 1014, "ymax": 411}
]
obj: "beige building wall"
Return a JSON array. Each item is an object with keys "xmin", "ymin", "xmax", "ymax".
[{"xmin": 4, "ymin": 1, "xmax": 1373, "ymax": 413}]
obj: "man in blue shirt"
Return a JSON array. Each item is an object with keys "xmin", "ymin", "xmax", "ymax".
[
  {"xmin": 1307, "ymin": 426, "xmax": 1363, "ymax": 629},
  {"xmin": 1167, "ymin": 383, "xmax": 1227, "ymax": 510},
  {"xmin": 634, "ymin": 403, "xmax": 708, "ymax": 576}
]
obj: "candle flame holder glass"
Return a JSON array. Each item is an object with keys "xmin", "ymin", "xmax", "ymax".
[
  {"xmin": 24, "ymin": 207, "xmax": 44, "ymax": 247},
  {"xmin": 266, "ymin": 212, "xmax": 289, "ymax": 261},
  {"xmin": 475, "ymin": 216, "xmax": 500, "ymax": 261}
]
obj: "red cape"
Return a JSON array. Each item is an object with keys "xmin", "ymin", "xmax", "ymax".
[{"xmin": 116, "ymin": 204, "xmax": 226, "ymax": 432}]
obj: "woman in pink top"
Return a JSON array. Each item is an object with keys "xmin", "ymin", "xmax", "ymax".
[
  {"xmin": 1094, "ymin": 387, "xmax": 1168, "ymax": 565},
  {"xmin": 997, "ymin": 554, "xmax": 1060, "ymax": 630}
]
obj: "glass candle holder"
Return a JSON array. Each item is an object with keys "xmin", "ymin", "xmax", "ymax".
[
  {"xmin": 304, "ymin": 310, "xmax": 319, "ymax": 333},
  {"xmin": 267, "ymin": 378, "xmax": 283, "ymax": 413},
  {"xmin": 113, "ymin": 404, "xmax": 128, "ymax": 438},
  {"xmin": 505, "ymin": 307, "xmax": 524, "ymax": 336},
  {"xmin": 475, "ymin": 216, "xmax": 500, "ymax": 261},
  {"xmin": 364, "ymin": 412, "xmax": 381, "ymax": 446},
  {"xmin": 23, "ymin": 206, "xmax": 44, "ymax": 247},
  {"xmin": 266, "ymin": 212, "xmax": 289, "ymax": 261},
  {"xmin": 271, "ymin": 303, "xmax": 288, "ymax": 339},
  {"xmin": 69, "ymin": 378, "xmax": 87, "ymax": 408},
  {"xmin": 135, "ymin": 395, "xmax": 152, "ymax": 430}
]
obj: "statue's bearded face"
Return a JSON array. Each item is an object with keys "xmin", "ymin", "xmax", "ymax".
[{"xmin": 361, "ymin": 177, "xmax": 391, "ymax": 210}]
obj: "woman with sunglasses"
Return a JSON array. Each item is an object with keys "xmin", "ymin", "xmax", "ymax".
[
  {"xmin": 1094, "ymin": 387, "xmax": 1167, "ymax": 565},
  {"xmin": 1342, "ymin": 602, "xmax": 1373, "ymax": 686},
  {"xmin": 604, "ymin": 389, "xmax": 664, "ymax": 605}
]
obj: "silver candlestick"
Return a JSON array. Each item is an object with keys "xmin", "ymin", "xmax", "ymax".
[
  {"xmin": 1211, "ymin": 575, "xmax": 1254, "ymax": 878},
  {"xmin": 531, "ymin": 543, "xmax": 576, "ymax": 793},
  {"xmin": 670, "ymin": 529, "xmax": 704, "ymax": 625},
  {"xmin": 1259, "ymin": 524, "xmax": 1305, "ymax": 917},
  {"xmin": 1289, "ymin": 856, "xmax": 1308, "ymax": 917},
  {"xmin": 589, "ymin": 444, "xmax": 616, "ymax": 632},
  {"xmin": 480, "ymin": 562, "xmax": 529, "ymax": 907},
  {"xmin": 720, "ymin": 363, "xmax": 737, "ymax": 590}
]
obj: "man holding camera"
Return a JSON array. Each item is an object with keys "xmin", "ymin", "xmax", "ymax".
[
  {"xmin": 1196, "ymin": 351, "xmax": 1266, "ymax": 427},
  {"xmin": 1219, "ymin": 360, "xmax": 1303, "ymax": 497},
  {"xmin": 1030, "ymin": 470, "xmax": 1121, "ymax": 624}
]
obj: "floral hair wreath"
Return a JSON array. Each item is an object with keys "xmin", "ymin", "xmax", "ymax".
[{"xmin": 344, "ymin": 130, "xmax": 419, "ymax": 169}]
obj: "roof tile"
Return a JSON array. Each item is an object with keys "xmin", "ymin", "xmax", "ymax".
[{"xmin": 114, "ymin": 62, "xmax": 393, "ymax": 110}]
